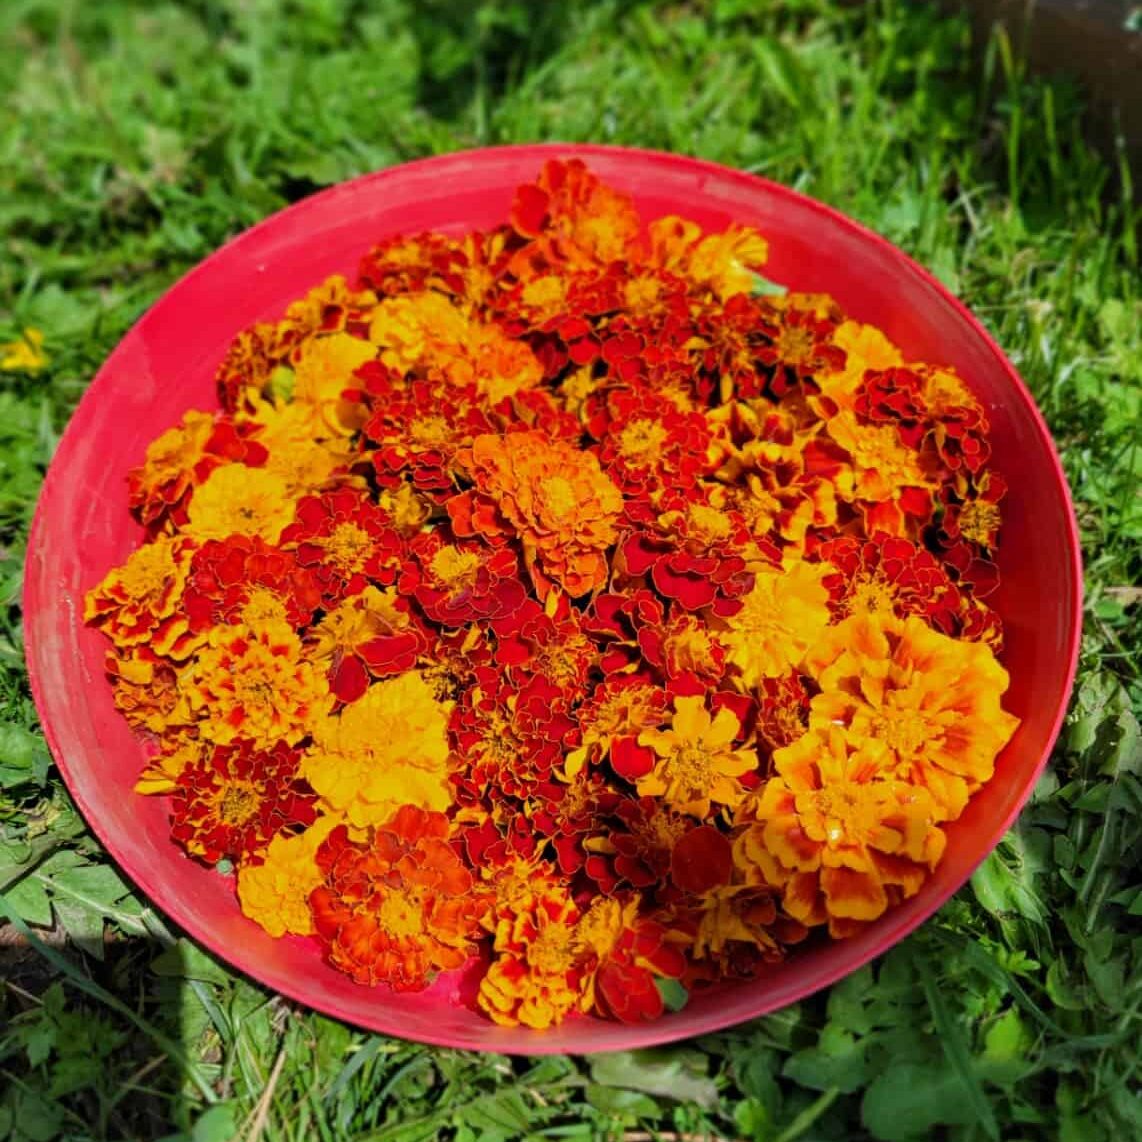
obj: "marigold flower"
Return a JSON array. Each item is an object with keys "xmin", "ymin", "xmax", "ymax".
[
  {"xmin": 635, "ymin": 695, "xmax": 757, "ymax": 817},
  {"xmin": 184, "ymin": 463, "xmax": 297, "ymax": 545},
  {"xmin": 308, "ymin": 586, "xmax": 428, "ymax": 702},
  {"xmin": 736, "ymin": 725, "xmax": 946, "ymax": 936},
  {"xmin": 400, "ymin": 529, "xmax": 527, "ymax": 627},
  {"xmin": 245, "ymin": 398, "xmax": 355, "ymax": 497},
  {"xmin": 812, "ymin": 319, "xmax": 903, "ymax": 415},
  {"xmin": 583, "ymin": 795, "xmax": 692, "ymax": 893},
  {"xmin": 813, "ymin": 532, "xmax": 962, "ymax": 634},
  {"xmin": 183, "ymin": 534, "xmax": 323, "ymax": 633},
  {"xmin": 717, "ymin": 559, "xmax": 832, "ymax": 687},
  {"xmin": 127, "ymin": 411, "xmax": 269, "ymax": 528},
  {"xmin": 237, "ymin": 813, "xmax": 341, "ymax": 938},
  {"xmin": 368, "ymin": 292, "xmax": 542, "ymax": 404},
  {"xmin": 280, "ymin": 486, "xmax": 405, "ymax": 606},
  {"xmin": 280, "ymin": 330, "xmax": 376, "ymax": 436},
  {"xmin": 84, "ymin": 535, "xmax": 200, "ymax": 658},
  {"xmin": 478, "ymin": 886, "xmax": 591, "ymax": 1028},
  {"xmin": 564, "ymin": 676, "xmax": 670, "ymax": 778},
  {"xmin": 303, "ymin": 670, "xmax": 453, "ymax": 829},
  {"xmin": 185, "ymin": 620, "xmax": 329, "ymax": 749},
  {"xmin": 649, "ymin": 216, "xmax": 770, "ymax": 300},
  {"xmin": 310, "ymin": 807, "xmax": 486, "ymax": 990},
  {"xmin": 805, "ymin": 613, "xmax": 1020, "ymax": 821},
  {"xmin": 510, "ymin": 158, "xmax": 640, "ymax": 271},
  {"xmin": 107, "ymin": 648, "xmax": 193, "ymax": 738},
  {"xmin": 170, "ymin": 740, "xmax": 316, "ymax": 865},
  {"xmin": 449, "ymin": 430, "xmax": 623, "ymax": 599}
]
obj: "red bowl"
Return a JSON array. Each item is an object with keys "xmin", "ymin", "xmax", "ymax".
[{"xmin": 24, "ymin": 145, "xmax": 1082, "ymax": 1053}]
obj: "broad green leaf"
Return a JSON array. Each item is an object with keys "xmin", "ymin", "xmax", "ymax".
[
  {"xmin": 861, "ymin": 1063, "xmax": 981, "ymax": 1141},
  {"xmin": 589, "ymin": 1047, "xmax": 717, "ymax": 1109},
  {"xmin": 584, "ymin": 1084, "xmax": 660, "ymax": 1119},
  {"xmin": 190, "ymin": 1103, "xmax": 239, "ymax": 1142},
  {"xmin": 783, "ymin": 1024, "xmax": 870, "ymax": 1094},
  {"xmin": 4, "ymin": 874, "xmax": 52, "ymax": 927}
]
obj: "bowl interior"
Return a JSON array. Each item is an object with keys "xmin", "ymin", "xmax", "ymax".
[{"xmin": 24, "ymin": 144, "xmax": 1081, "ymax": 1053}]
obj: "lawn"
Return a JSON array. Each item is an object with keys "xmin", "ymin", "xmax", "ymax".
[{"xmin": 0, "ymin": 1, "xmax": 1139, "ymax": 1139}]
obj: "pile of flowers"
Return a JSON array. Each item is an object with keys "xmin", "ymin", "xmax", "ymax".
[{"xmin": 85, "ymin": 159, "xmax": 1020, "ymax": 1028}]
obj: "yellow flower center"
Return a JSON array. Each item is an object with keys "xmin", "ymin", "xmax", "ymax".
[
  {"xmin": 232, "ymin": 670, "xmax": 278, "ymax": 715},
  {"xmin": 591, "ymin": 684, "xmax": 660, "ymax": 739},
  {"xmin": 527, "ymin": 920, "xmax": 579, "ymax": 975},
  {"xmin": 624, "ymin": 276, "xmax": 662, "ymax": 312},
  {"xmin": 377, "ymin": 888, "xmax": 425, "ymax": 939},
  {"xmin": 777, "ymin": 325, "xmax": 815, "ymax": 365},
  {"xmin": 617, "ymin": 418, "xmax": 668, "ymax": 464},
  {"xmin": 849, "ymin": 425, "xmax": 920, "ymax": 484},
  {"xmin": 409, "ymin": 415, "xmax": 452, "ymax": 449},
  {"xmin": 217, "ymin": 781, "xmax": 260, "ymax": 827},
  {"xmin": 687, "ymin": 503, "xmax": 732, "ymax": 542},
  {"xmin": 870, "ymin": 704, "xmax": 937, "ymax": 759},
  {"xmin": 957, "ymin": 500, "xmax": 1002, "ymax": 546},
  {"xmin": 540, "ymin": 475, "xmax": 578, "ymax": 520},
  {"xmin": 117, "ymin": 544, "xmax": 172, "ymax": 599},
  {"xmin": 845, "ymin": 570, "xmax": 896, "ymax": 617},
  {"xmin": 663, "ymin": 742, "xmax": 714, "ymax": 789},
  {"xmin": 633, "ymin": 807, "xmax": 688, "ymax": 853},
  {"xmin": 806, "ymin": 783, "xmax": 882, "ymax": 845},
  {"xmin": 521, "ymin": 276, "xmax": 566, "ymax": 311},
  {"xmin": 241, "ymin": 586, "xmax": 288, "ymax": 627},
  {"xmin": 322, "ymin": 522, "xmax": 372, "ymax": 576},
  {"xmin": 430, "ymin": 544, "xmax": 481, "ymax": 591}
]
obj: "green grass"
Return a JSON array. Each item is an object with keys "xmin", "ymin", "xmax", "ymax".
[{"xmin": 1, "ymin": 1, "xmax": 1139, "ymax": 1139}]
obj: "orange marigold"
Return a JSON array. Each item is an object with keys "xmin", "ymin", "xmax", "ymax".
[
  {"xmin": 310, "ymin": 806, "xmax": 486, "ymax": 990},
  {"xmin": 805, "ymin": 612, "xmax": 1020, "ymax": 821},
  {"xmin": 736, "ymin": 725, "xmax": 945, "ymax": 937},
  {"xmin": 185, "ymin": 620, "xmax": 329, "ymax": 749},
  {"xmin": 449, "ymin": 431, "xmax": 623, "ymax": 599}
]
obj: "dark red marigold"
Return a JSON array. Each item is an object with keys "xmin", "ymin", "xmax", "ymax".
[
  {"xmin": 813, "ymin": 532, "xmax": 963, "ymax": 635},
  {"xmin": 400, "ymin": 529, "xmax": 528, "ymax": 627},
  {"xmin": 449, "ymin": 667, "xmax": 577, "ymax": 804},
  {"xmin": 279, "ymin": 486, "xmax": 405, "ymax": 605},
  {"xmin": 492, "ymin": 595, "xmax": 599, "ymax": 693},
  {"xmin": 583, "ymin": 795, "xmax": 692, "ymax": 894},
  {"xmin": 170, "ymin": 740, "xmax": 316, "ymax": 866},
  {"xmin": 754, "ymin": 306, "xmax": 846, "ymax": 399},
  {"xmin": 361, "ymin": 377, "xmax": 497, "ymax": 499},
  {"xmin": 184, "ymin": 534, "xmax": 323, "ymax": 632}
]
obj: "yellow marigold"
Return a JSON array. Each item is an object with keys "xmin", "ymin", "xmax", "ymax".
[
  {"xmin": 636, "ymin": 696, "xmax": 758, "ymax": 817},
  {"xmin": 184, "ymin": 463, "xmax": 297, "ymax": 545},
  {"xmin": 451, "ymin": 431, "xmax": 623, "ymax": 599},
  {"xmin": 718, "ymin": 559, "xmax": 832, "ymax": 687},
  {"xmin": 236, "ymin": 814, "xmax": 341, "ymax": 939},
  {"xmin": 368, "ymin": 292, "xmax": 542, "ymax": 404},
  {"xmin": 288, "ymin": 331, "xmax": 376, "ymax": 435},
  {"xmin": 649, "ymin": 217, "xmax": 770, "ymax": 299},
  {"xmin": 0, "ymin": 327, "xmax": 47, "ymax": 372},
  {"xmin": 735, "ymin": 725, "xmax": 945, "ymax": 937},
  {"xmin": 245, "ymin": 398, "xmax": 355, "ymax": 496},
  {"xmin": 813, "ymin": 320, "xmax": 903, "ymax": 413},
  {"xmin": 185, "ymin": 621, "xmax": 329, "ymax": 749},
  {"xmin": 84, "ymin": 535, "xmax": 200, "ymax": 658},
  {"xmin": 805, "ymin": 612, "xmax": 1020, "ymax": 821},
  {"xmin": 303, "ymin": 671, "xmax": 453, "ymax": 829},
  {"xmin": 826, "ymin": 412, "xmax": 930, "ymax": 503}
]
